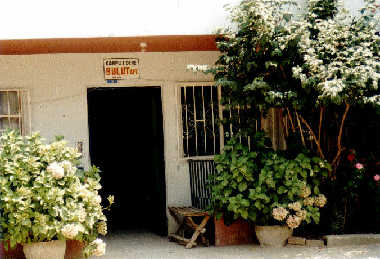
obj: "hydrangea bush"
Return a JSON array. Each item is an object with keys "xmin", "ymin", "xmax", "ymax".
[
  {"xmin": 250, "ymin": 152, "xmax": 328, "ymax": 229},
  {"xmin": 0, "ymin": 131, "xmax": 112, "ymax": 257},
  {"xmin": 210, "ymin": 133, "xmax": 329, "ymax": 229}
]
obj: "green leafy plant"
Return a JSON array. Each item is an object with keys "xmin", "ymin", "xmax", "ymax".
[
  {"xmin": 209, "ymin": 132, "xmax": 273, "ymax": 224},
  {"xmin": 209, "ymin": 132, "xmax": 329, "ymax": 229},
  {"xmin": 0, "ymin": 131, "xmax": 113, "ymax": 257},
  {"xmin": 256, "ymin": 152, "xmax": 329, "ymax": 228}
]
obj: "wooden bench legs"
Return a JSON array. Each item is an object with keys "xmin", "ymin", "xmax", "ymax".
[{"xmin": 168, "ymin": 206, "xmax": 210, "ymax": 248}]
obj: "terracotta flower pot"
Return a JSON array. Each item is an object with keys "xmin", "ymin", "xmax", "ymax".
[
  {"xmin": 0, "ymin": 242, "xmax": 4, "ymax": 258},
  {"xmin": 2, "ymin": 240, "xmax": 25, "ymax": 259},
  {"xmin": 214, "ymin": 216, "xmax": 255, "ymax": 246},
  {"xmin": 65, "ymin": 240, "xmax": 85, "ymax": 259},
  {"xmin": 255, "ymin": 225, "xmax": 293, "ymax": 247},
  {"xmin": 23, "ymin": 240, "xmax": 66, "ymax": 259}
]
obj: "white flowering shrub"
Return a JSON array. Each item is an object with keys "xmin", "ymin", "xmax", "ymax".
[
  {"xmin": 206, "ymin": 0, "xmax": 379, "ymax": 175},
  {"xmin": 294, "ymin": 1, "xmax": 380, "ymax": 106},
  {"xmin": 0, "ymin": 131, "xmax": 111, "ymax": 257}
]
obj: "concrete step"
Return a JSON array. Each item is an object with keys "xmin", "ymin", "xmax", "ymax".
[{"xmin": 324, "ymin": 234, "xmax": 380, "ymax": 247}]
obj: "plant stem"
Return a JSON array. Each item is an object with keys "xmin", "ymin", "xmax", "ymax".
[
  {"xmin": 331, "ymin": 103, "xmax": 350, "ymax": 173},
  {"xmin": 295, "ymin": 111, "xmax": 306, "ymax": 147},
  {"xmin": 299, "ymin": 114, "xmax": 325, "ymax": 160},
  {"xmin": 318, "ymin": 107, "xmax": 324, "ymax": 142},
  {"xmin": 286, "ymin": 108, "xmax": 296, "ymax": 133}
]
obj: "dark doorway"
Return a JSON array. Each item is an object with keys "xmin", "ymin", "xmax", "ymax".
[{"xmin": 87, "ymin": 87, "xmax": 167, "ymax": 235}]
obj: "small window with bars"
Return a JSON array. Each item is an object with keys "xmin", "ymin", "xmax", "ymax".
[
  {"xmin": 0, "ymin": 90, "xmax": 26, "ymax": 134},
  {"xmin": 181, "ymin": 85, "xmax": 221, "ymax": 157}
]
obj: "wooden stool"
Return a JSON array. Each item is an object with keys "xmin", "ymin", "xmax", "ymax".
[{"xmin": 168, "ymin": 206, "xmax": 210, "ymax": 248}]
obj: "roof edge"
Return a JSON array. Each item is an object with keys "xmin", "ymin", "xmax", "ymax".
[{"xmin": 0, "ymin": 35, "xmax": 218, "ymax": 55}]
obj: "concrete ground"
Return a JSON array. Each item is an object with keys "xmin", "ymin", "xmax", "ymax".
[{"xmin": 93, "ymin": 231, "xmax": 380, "ymax": 259}]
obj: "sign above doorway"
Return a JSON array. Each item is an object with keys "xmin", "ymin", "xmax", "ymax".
[{"xmin": 103, "ymin": 58, "xmax": 139, "ymax": 80}]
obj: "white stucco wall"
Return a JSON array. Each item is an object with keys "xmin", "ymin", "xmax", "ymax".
[{"xmin": 0, "ymin": 50, "xmax": 219, "ymax": 233}]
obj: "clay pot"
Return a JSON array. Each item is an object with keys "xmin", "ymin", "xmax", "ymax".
[
  {"xmin": 2, "ymin": 241, "xmax": 25, "ymax": 259},
  {"xmin": 65, "ymin": 240, "xmax": 85, "ymax": 259},
  {"xmin": 255, "ymin": 225, "xmax": 293, "ymax": 247},
  {"xmin": 23, "ymin": 240, "xmax": 66, "ymax": 259},
  {"xmin": 214, "ymin": 217, "xmax": 255, "ymax": 246}
]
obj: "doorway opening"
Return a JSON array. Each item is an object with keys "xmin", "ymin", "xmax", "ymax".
[{"xmin": 87, "ymin": 87, "xmax": 167, "ymax": 235}]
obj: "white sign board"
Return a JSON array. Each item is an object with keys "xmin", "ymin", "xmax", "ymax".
[{"xmin": 104, "ymin": 58, "xmax": 139, "ymax": 80}]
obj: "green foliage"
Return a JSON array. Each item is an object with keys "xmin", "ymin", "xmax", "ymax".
[
  {"xmin": 210, "ymin": 132, "xmax": 272, "ymax": 223},
  {"xmin": 0, "ymin": 131, "xmax": 109, "ymax": 256},
  {"xmin": 209, "ymin": 132, "xmax": 329, "ymax": 228}
]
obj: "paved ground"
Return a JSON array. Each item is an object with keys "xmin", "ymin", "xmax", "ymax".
[{"xmin": 93, "ymin": 231, "xmax": 380, "ymax": 259}]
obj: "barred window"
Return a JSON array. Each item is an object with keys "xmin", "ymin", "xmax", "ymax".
[{"xmin": 181, "ymin": 85, "xmax": 221, "ymax": 157}]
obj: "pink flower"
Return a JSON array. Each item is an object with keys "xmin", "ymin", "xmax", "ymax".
[
  {"xmin": 374, "ymin": 174, "xmax": 380, "ymax": 182},
  {"xmin": 355, "ymin": 163, "xmax": 364, "ymax": 170}
]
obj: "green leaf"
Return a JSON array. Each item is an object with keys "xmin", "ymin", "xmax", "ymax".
[
  {"xmin": 248, "ymin": 211, "xmax": 257, "ymax": 221},
  {"xmin": 241, "ymin": 210, "xmax": 249, "ymax": 219},
  {"xmin": 278, "ymin": 186, "xmax": 287, "ymax": 194},
  {"xmin": 241, "ymin": 199, "xmax": 250, "ymax": 207},
  {"xmin": 254, "ymin": 201, "xmax": 262, "ymax": 209},
  {"xmin": 216, "ymin": 211, "xmax": 223, "ymax": 220}
]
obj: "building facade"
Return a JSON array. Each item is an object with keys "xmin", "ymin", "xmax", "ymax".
[{"xmin": 0, "ymin": 35, "xmax": 220, "ymax": 233}]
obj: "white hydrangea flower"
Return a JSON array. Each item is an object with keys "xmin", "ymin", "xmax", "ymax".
[
  {"xmin": 78, "ymin": 208, "xmax": 87, "ymax": 223},
  {"xmin": 97, "ymin": 221, "xmax": 107, "ymax": 236},
  {"xmin": 314, "ymin": 194, "xmax": 327, "ymax": 208},
  {"xmin": 91, "ymin": 239, "xmax": 106, "ymax": 256},
  {"xmin": 272, "ymin": 207, "xmax": 289, "ymax": 221},
  {"xmin": 288, "ymin": 201, "xmax": 302, "ymax": 212},
  {"xmin": 61, "ymin": 224, "xmax": 80, "ymax": 239},
  {"xmin": 303, "ymin": 197, "xmax": 315, "ymax": 207},
  {"xmin": 91, "ymin": 195, "xmax": 102, "ymax": 206},
  {"xmin": 299, "ymin": 185, "xmax": 311, "ymax": 198},
  {"xmin": 47, "ymin": 162, "xmax": 64, "ymax": 179},
  {"xmin": 296, "ymin": 209, "xmax": 307, "ymax": 220},
  {"xmin": 79, "ymin": 184, "xmax": 91, "ymax": 199},
  {"xmin": 286, "ymin": 215, "xmax": 302, "ymax": 229},
  {"xmin": 60, "ymin": 160, "xmax": 76, "ymax": 175}
]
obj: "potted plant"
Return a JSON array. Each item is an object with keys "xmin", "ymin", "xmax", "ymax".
[
  {"xmin": 209, "ymin": 132, "xmax": 272, "ymax": 245},
  {"xmin": 0, "ymin": 131, "xmax": 113, "ymax": 259},
  {"xmin": 252, "ymin": 151, "xmax": 329, "ymax": 246},
  {"xmin": 209, "ymin": 132, "xmax": 329, "ymax": 247}
]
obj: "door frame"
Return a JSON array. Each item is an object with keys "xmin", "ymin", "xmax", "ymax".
[{"xmin": 85, "ymin": 85, "xmax": 167, "ymax": 233}]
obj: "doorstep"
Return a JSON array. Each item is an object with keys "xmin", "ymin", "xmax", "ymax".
[{"xmin": 323, "ymin": 234, "xmax": 380, "ymax": 247}]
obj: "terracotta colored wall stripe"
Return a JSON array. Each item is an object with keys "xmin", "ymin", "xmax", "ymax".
[{"xmin": 0, "ymin": 35, "xmax": 218, "ymax": 55}]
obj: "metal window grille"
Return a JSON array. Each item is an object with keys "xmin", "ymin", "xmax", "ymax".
[
  {"xmin": 0, "ymin": 90, "xmax": 23, "ymax": 134},
  {"xmin": 188, "ymin": 159, "xmax": 215, "ymax": 210},
  {"xmin": 181, "ymin": 85, "xmax": 221, "ymax": 157}
]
